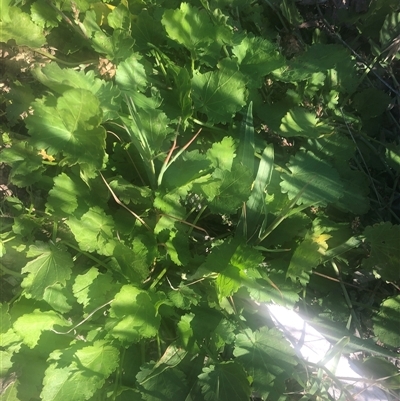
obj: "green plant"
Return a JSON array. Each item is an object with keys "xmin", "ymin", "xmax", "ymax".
[{"xmin": 1, "ymin": 1, "xmax": 399, "ymax": 400}]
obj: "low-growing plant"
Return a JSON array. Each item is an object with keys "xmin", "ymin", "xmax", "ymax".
[{"xmin": 0, "ymin": 0, "xmax": 399, "ymax": 400}]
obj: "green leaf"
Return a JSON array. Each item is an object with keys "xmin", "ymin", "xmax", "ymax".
[
  {"xmin": 0, "ymin": 141, "xmax": 45, "ymax": 187},
  {"xmin": 41, "ymin": 341, "xmax": 119, "ymax": 401},
  {"xmin": 140, "ymin": 343, "xmax": 187, "ymax": 382},
  {"xmin": 137, "ymin": 361, "xmax": 188, "ymax": 401},
  {"xmin": 0, "ymin": 6, "xmax": 46, "ymax": 47},
  {"xmin": 386, "ymin": 144, "xmax": 400, "ymax": 173},
  {"xmin": 163, "ymin": 150, "xmax": 211, "ymax": 190},
  {"xmin": 207, "ymin": 136, "xmax": 236, "ymax": 171},
  {"xmin": 26, "ymin": 89, "xmax": 106, "ymax": 174},
  {"xmin": 168, "ymin": 285, "xmax": 199, "ymax": 310},
  {"xmin": 30, "ymin": 0, "xmax": 61, "ymax": 28},
  {"xmin": 33, "ymin": 64, "xmax": 121, "ymax": 122},
  {"xmin": 115, "ymin": 53, "xmax": 151, "ymax": 93},
  {"xmin": 162, "ymin": 3, "xmax": 213, "ymax": 50},
  {"xmin": 279, "ymin": 0, "xmax": 303, "ymax": 25},
  {"xmin": 229, "ymin": 244, "xmax": 264, "ymax": 275},
  {"xmin": 107, "ymin": 4, "xmax": 130, "ymax": 30},
  {"xmin": 162, "ymin": 64, "xmax": 193, "ymax": 122},
  {"xmin": 193, "ymin": 239, "xmax": 239, "ymax": 278},
  {"xmin": 75, "ymin": 340, "xmax": 120, "ymax": 377},
  {"xmin": 361, "ymin": 356, "xmax": 400, "ymax": 390},
  {"xmin": 362, "ymin": 222, "xmax": 400, "ymax": 281},
  {"xmin": 197, "ymin": 162, "xmax": 253, "ymax": 214},
  {"xmin": 334, "ymin": 170, "xmax": 370, "ymax": 215},
  {"xmin": 21, "ymin": 242, "xmax": 73, "ymax": 300},
  {"xmin": 1, "ymin": 328, "xmax": 22, "ymax": 377},
  {"xmin": 161, "ymin": 2, "xmax": 230, "ymax": 57},
  {"xmin": 108, "ymin": 176, "xmax": 152, "ymax": 207},
  {"xmin": 82, "ymin": 9, "xmax": 134, "ymax": 60},
  {"xmin": 273, "ymin": 44, "xmax": 358, "ymax": 92},
  {"xmin": 353, "ymin": 88, "xmax": 392, "ymax": 118},
  {"xmin": 196, "ymin": 240, "xmax": 264, "ymax": 300},
  {"xmin": 232, "ymin": 34, "xmax": 285, "ymax": 87},
  {"xmin": 46, "ymin": 173, "xmax": 81, "ymax": 215},
  {"xmin": 380, "ymin": 12, "xmax": 400, "ymax": 48},
  {"xmin": 279, "ymin": 107, "xmax": 333, "ymax": 138},
  {"xmin": 165, "ymin": 226, "xmax": 192, "ymax": 266},
  {"xmin": 192, "ymin": 58, "xmax": 247, "ymax": 124},
  {"xmin": 244, "ymin": 269, "xmax": 300, "ymax": 307},
  {"xmin": 373, "ymin": 295, "xmax": 400, "ymax": 348},
  {"xmin": 130, "ymin": 9, "xmax": 165, "ymax": 50},
  {"xmin": 185, "ymin": 307, "xmax": 225, "ymax": 351},
  {"xmin": 287, "ymin": 237, "xmax": 320, "ymax": 285},
  {"xmin": 67, "ymin": 207, "xmax": 115, "ymax": 256},
  {"xmin": 4, "ymin": 80, "xmax": 35, "ymax": 125},
  {"xmin": 216, "ymin": 264, "xmax": 242, "ymax": 299},
  {"xmin": 136, "ymin": 108, "xmax": 174, "ymax": 154},
  {"xmin": 113, "ymin": 239, "xmax": 150, "ymax": 283},
  {"xmin": 43, "ymin": 283, "xmax": 73, "ymax": 314},
  {"xmin": 198, "ymin": 361, "xmax": 251, "ymax": 401},
  {"xmin": 237, "ymin": 102, "xmax": 255, "ymax": 173},
  {"xmin": 107, "ymin": 285, "xmax": 160, "ymax": 343},
  {"xmin": 280, "ymin": 150, "xmax": 344, "ymax": 206},
  {"xmin": 239, "ymin": 144, "xmax": 274, "ymax": 239},
  {"xmin": 0, "ymin": 303, "xmax": 11, "ymax": 333},
  {"xmin": 307, "ymin": 133, "xmax": 355, "ymax": 167},
  {"xmin": 73, "ymin": 267, "xmax": 119, "ymax": 315},
  {"xmin": 234, "ymin": 327, "xmax": 297, "ymax": 399},
  {"xmin": 13, "ymin": 309, "xmax": 71, "ymax": 348}
]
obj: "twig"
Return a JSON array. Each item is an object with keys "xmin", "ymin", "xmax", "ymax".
[
  {"xmin": 100, "ymin": 172, "xmax": 152, "ymax": 231},
  {"xmin": 52, "ymin": 300, "xmax": 113, "ymax": 335},
  {"xmin": 158, "ymin": 212, "xmax": 209, "ymax": 236},
  {"xmin": 316, "ymin": 5, "xmax": 400, "ymax": 97},
  {"xmin": 340, "ymin": 108, "xmax": 382, "ymax": 206},
  {"xmin": 45, "ymin": 0, "xmax": 88, "ymax": 40},
  {"xmin": 331, "ymin": 261, "xmax": 363, "ymax": 335}
]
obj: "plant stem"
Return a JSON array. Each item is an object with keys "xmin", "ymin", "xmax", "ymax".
[
  {"xmin": 62, "ymin": 240, "xmax": 110, "ymax": 270},
  {"xmin": 0, "ymin": 263, "xmax": 23, "ymax": 278}
]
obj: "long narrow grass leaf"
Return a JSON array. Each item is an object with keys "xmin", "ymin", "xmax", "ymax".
[
  {"xmin": 238, "ymin": 144, "xmax": 274, "ymax": 240},
  {"xmin": 238, "ymin": 101, "xmax": 255, "ymax": 173}
]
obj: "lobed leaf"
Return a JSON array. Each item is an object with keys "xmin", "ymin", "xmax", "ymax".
[
  {"xmin": 233, "ymin": 34, "xmax": 285, "ymax": 87},
  {"xmin": 73, "ymin": 267, "xmax": 119, "ymax": 314},
  {"xmin": 196, "ymin": 162, "xmax": 253, "ymax": 214},
  {"xmin": 198, "ymin": 361, "xmax": 251, "ymax": 401},
  {"xmin": 373, "ymin": 295, "xmax": 400, "ymax": 348},
  {"xmin": 137, "ymin": 361, "xmax": 188, "ymax": 401},
  {"xmin": 115, "ymin": 53, "xmax": 151, "ymax": 93},
  {"xmin": 26, "ymin": 89, "xmax": 106, "ymax": 175},
  {"xmin": 279, "ymin": 107, "xmax": 333, "ymax": 138},
  {"xmin": 41, "ymin": 341, "xmax": 119, "ymax": 401},
  {"xmin": 191, "ymin": 58, "xmax": 247, "ymax": 124},
  {"xmin": 286, "ymin": 237, "xmax": 320, "ymax": 285},
  {"xmin": 0, "ymin": 141, "xmax": 45, "ymax": 187},
  {"xmin": 362, "ymin": 222, "xmax": 400, "ymax": 281},
  {"xmin": 13, "ymin": 309, "xmax": 71, "ymax": 348},
  {"xmin": 161, "ymin": 2, "xmax": 231, "ymax": 59},
  {"xmin": 67, "ymin": 207, "xmax": 115, "ymax": 256},
  {"xmin": 21, "ymin": 242, "xmax": 73, "ymax": 300},
  {"xmin": 280, "ymin": 150, "xmax": 344, "ymax": 206},
  {"xmin": 234, "ymin": 327, "xmax": 297, "ymax": 399},
  {"xmin": 107, "ymin": 285, "xmax": 160, "ymax": 343},
  {"xmin": 33, "ymin": 64, "xmax": 121, "ymax": 122},
  {"xmin": 207, "ymin": 136, "xmax": 236, "ymax": 171},
  {"xmin": 0, "ymin": 6, "xmax": 46, "ymax": 47}
]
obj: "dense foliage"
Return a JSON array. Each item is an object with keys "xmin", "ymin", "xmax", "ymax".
[{"xmin": 1, "ymin": 0, "xmax": 400, "ymax": 400}]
